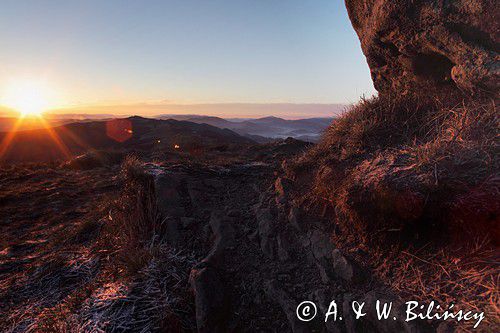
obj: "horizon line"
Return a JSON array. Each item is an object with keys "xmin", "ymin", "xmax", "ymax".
[{"xmin": 1, "ymin": 101, "xmax": 351, "ymax": 119}]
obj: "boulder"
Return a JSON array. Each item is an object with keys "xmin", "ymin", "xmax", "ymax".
[
  {"xmin": 345, "ymin": 0, "xmax": 499, "ymax": 96},
  {"xmin": 256, "ymin": 207, "xmax": 277, "ymax": 258},
  {"xmin": 331, "ymin": 249, "xmax": 366, "ymax": 284},
  {"xmin": 154, "ymin": 173, "xmax": 186, "ymax": 218},
  {"xmin": 189, "ymin": 264, "xmax": 228, "ymax": 333},
  {"xmin": 308, "ymin": 230, "xmax": 336, "ymax": 283},
  {"xmin": 264, "ymin": 280, "xmax": 311, "ymax": 333},
  {"xmin": 203, "ymin": 210, "xmax": 236, "ymax": 267}
]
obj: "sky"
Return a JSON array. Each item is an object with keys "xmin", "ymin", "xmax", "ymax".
[{"xmin": 0, "ymin": 0, "xmax": 375, "ymax": 117}]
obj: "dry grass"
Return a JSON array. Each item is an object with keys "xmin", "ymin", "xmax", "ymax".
[
  {"xmin": 102, "ymin": 155, "xmax": 166, "ymax": 275},
  {"xmin": 0, "ymin": 248, "xmax": 99, "ymax": 332},
  {"xmin": 77, "ymin": 245, "xmax": 197, "ymax": 332},
  {"xmin": 288, "ymin": 94, "xmax": 499, "ymax": 331},
  {"xmin": 328, "ymin": 231, "xmax": 499, "ymax": 331},
  {"xmin": 368, "ymin": 238, "xmax": 499, "ymax": 332},
  {"xmin": 1, "ymin": 156, "xmax": 199, "ymax": 332},
  {"xmin": 2, "ymin": 244, "xmax": 198, "ymax": 332},
  {"xmin": 289, "ymin": 95, "xmax": 499, "ymax": 243}
]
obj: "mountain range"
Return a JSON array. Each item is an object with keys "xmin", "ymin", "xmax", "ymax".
[
  {"xmin": 156, "ymin": 115, "xmax": 333, "ymax": 142},
  {"xmin": 0, "ymin": 114, "xmax": 334, "ymax": 143}
]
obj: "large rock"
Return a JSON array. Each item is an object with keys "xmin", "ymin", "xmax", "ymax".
[
  {"xmin": 345, "ymin": 0, "xmax": 499, "ymax": 96},
  {"xmin": 190, "ymin": 264, "xmax": 228, "ymax": 333},
  {"xmin": 264, "ymin": 281, "xmax": 311, "ymax": 333}
]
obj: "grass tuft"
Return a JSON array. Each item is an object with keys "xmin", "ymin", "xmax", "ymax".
[
  {"xmin": 289, "ymin": 94, "xmax": 499, "ymax": 243},
  {"xmin": 287, "ymin": 94, "xmax": 499, "ymax": 330}
]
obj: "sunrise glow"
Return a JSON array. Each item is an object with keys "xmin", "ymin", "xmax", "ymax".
[{"xmin": 1, "ymin": 79, "xmax": 58, "ymax": 117}]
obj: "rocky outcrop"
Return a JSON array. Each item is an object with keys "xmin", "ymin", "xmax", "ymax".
[{"xmin": 345, "ymin": 0, "xmax": 499, "ymax": 96}]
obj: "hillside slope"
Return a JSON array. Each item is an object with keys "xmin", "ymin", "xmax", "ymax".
[{"xmin": 0, "ymin": 116, "xmax": 254, "ymax": 163}]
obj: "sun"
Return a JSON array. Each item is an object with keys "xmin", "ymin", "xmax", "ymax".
[{"xmin": 1, "ymin": 79, "xmax": 58, "ymax": 117}]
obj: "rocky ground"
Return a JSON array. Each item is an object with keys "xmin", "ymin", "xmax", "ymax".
[
  {"xmin": 148, "ymin": 159, "xmax": 436, "ymax": 332},
  {"xmin": 0, "ymin": 138, "xmax": 462, "ymax": 332}
]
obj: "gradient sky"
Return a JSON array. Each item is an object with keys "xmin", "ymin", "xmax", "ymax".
[{"xmin": 0, "ymin": 0, "xmax": 375, "ymax": 114}]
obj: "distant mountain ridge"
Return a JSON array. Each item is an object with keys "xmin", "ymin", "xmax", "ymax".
[
  {"xmin": 46, "ymin": 102, "xmax": 345, "ymax": 120},
  {"xmin": 156, "ymin": 115, "xmax": 334, "ymax": 142}
]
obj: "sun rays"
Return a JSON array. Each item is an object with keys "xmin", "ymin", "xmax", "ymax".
[
  {"xmin": 1, "ymin": 79, "xmax": 58, "ymax": 118},
  {"xmin": 0, "ymin": 115, "xmax": 73, "ymax": 161},
  {"xmin": 0, "ymin": 78, "xmax": 79, "ymax": 161}
]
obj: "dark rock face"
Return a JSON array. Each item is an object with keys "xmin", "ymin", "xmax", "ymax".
[
  {"xmin": 345, "ymin": 0, "xmax": 499, "ymax": 96},
  {"xmin": 189, "ymin": 264, "xmax": 228, "ymax": 333}
]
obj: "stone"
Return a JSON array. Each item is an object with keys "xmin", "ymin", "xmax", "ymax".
[
  {"xmin": 288, "ymin": 206, "xmax": 301, "ymax": 231},
  {"xmin": 181, "ymin": 216, "xmax": 196, "ymax": 228},
  {"xmin": 277, "ymin": 234, "xmax": 291, "ymax": 262},
  {"xmin": 345, "ymin": 0, "xmax": 499, "ymax": 96},
  {"xmin": 204, "ymin": 210, "xmax": 236, "ymax": 268},
  {"xmin": 264, "ymin": 281, "xmax": 310, "ymax": 333},
  {"xmin": 309, "ymin": 230, "xmax": 336, "ymax": 283},
  {"xmin": 310, "ymin": 230, "xmax": 334, "ymax": 260},
  {"xmin": 189, "ymin": 264, "xmax": 228, "ymax": 333},
  {"xmin": 154, "ymin": 173, "xmax": 185, "ymax": 217},
  {"xmin": 331, "ymin": 249, "xmax": 365, "ymax": 284},
  {"xmin": 256, "ymin": 207, "xmax": 277, "ymax": 259}
]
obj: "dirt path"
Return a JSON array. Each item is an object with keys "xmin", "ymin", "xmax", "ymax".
[{"xmin": 150, "ymin": 161, "xmax": 433, "ymax": 332}]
